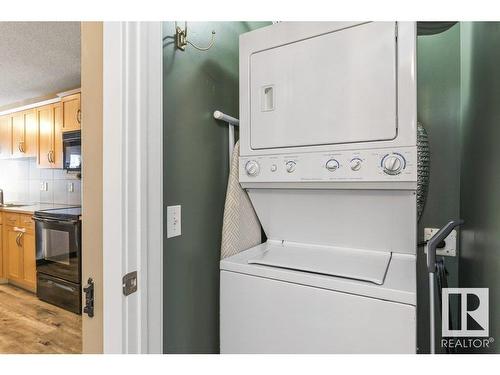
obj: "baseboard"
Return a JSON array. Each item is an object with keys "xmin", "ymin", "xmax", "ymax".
[{"xmin": 4, "ymin": 279, "xmax": 36, "ymax": 294}]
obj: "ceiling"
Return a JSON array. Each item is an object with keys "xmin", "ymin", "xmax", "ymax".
[{"xmin": 0, "ymin": 22, "xmax": 80, "ymax": 109}]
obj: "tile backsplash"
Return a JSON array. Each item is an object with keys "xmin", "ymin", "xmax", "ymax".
[{"xmin": 0, "ymin": 158, "xmax": 81, "ymax": 205}]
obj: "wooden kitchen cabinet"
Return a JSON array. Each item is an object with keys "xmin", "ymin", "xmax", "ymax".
[
  {"xmin": 62, "ymin": 93, "xmax": 81, "ymax": 132},
  {"xmin": 0, "ymin": 115, "xmax": 12, "ymax": 158},
  {"xmin": 12, "ymin": 109, "xmax": 37, "ymax": 158},
  {"xmin": 6, "ymin": 227, "xmax": 23, "ymax": 281},
  {"xmin": 36, "ymin": 105, "xmax": 53, "ymax": 168},
  {"xmin": 11, "ymin": 113, "xmax": 24, "ymax": 157},
  {"xmin": 3, "ymin": 213, "xmax": 37, "ymax": 292},
  {"xmin": 0, "ymin": 91, "xmax": 79, "ymax": 164},
  {"xmin": 36, "ymin": 103, "xmax": 63, "ymax": 169}
]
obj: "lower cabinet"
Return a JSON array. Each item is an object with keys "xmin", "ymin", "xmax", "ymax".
[
  {"xmin": 2, "ymin": 213, "xmax": 37, "ymax": 292},
  {"xmin": 7, "ymin": 227, "xmax": 22, "ymax": 280}
]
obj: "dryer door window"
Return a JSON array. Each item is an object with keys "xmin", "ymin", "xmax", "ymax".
[{"xmin": 249, "ymin": 22, "xmax": 398, "ymax": 150}]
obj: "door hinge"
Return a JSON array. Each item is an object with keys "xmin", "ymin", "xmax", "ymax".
[
  {"xmin": 123, "ymin": 271, "xmax": 138, "ymax": 296},
  {"xmin": 83, "ymin": 278, "xmax": 95, "ymax": 318}
]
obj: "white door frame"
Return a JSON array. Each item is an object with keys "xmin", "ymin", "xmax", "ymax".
[{"xmin": 102, "ymin": 21, "xmax": 163, "ymax": 354}]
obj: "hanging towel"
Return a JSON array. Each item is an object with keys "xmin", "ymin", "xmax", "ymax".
[{"xmin": 221, "ymin": 141, "xmax": 261, "ymax": 259}]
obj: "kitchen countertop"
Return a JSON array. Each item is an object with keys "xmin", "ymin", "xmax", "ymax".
[{"xmin": 0, "ymin": 203, "xmax": 77, "ymax": 215}]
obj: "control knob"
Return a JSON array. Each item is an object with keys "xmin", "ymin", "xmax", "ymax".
[
  {"xmin": 350, "ymin": 158, "xmax": 362, "ymax": 171},
  {"xmin": 325, "ymin": 159, "xmax": 339, "ymax": 172},
  {"xmin": 383, "ymin": 154, "xmax": 405, "ymax": 175},
  {"xmin": 286, "ymin": 161, "xmax": 296, "ymax": 173},
  {"xmin": 245, "ymin": 160, "xmax": 260, "ymax": 176}
]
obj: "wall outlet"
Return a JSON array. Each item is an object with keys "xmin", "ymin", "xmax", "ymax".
[
  {"xmin": 167, "ymin": 205, "xmax": 181, "ymax": 238},
  {"xmin": 40, "ymin": 182, "xmax": 48, "ymax": 192},
  {"xmin": 424, "ymin": 228, "xmax": 457, "ymax": 257}
]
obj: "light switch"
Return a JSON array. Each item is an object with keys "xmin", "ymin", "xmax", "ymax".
[
  {"xmin": 67, "ymin": 182, "xmax": 74, "ymax": 193},
  {"xmin": 167, "ymin": 205, "xmax": 181, "ymax": 238}
]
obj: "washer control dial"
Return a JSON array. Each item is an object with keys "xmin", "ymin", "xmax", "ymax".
[
  {"xmin": 245, "ymin": 160, "xmax": 260, "ymax": 176},
  {"xmin": 325, "ymin": 159, "xmax": 340, "ymax": 172},
  {"xmin": 382, "ymin": 154, "xmax": 405, "ymax": 175},
  {"xmin": 350, "ymin": 158, "xmax": 362, "ymax": 171},
  {"xmin": 286, "ymin": 161, "xmax": 296, "ymax": 173}
]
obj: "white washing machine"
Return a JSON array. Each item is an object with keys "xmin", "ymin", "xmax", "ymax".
[{"xmin": 221, "ymin": 22, "xmax": 418, "ymax": 353}]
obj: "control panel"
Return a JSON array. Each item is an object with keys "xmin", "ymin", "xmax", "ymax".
[{"xmin": 240, "ymin": 147, "xmax": 417, "ymax": 183}]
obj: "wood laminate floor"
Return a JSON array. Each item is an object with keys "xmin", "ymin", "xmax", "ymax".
[{"xmin": 0, "ymin": 284, "xmax": 82, "ymax": 354}]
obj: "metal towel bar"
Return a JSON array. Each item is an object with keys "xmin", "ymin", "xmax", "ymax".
[{"xmin": 214, "ymin": 110, "xmax": 239, "ymax": 169}]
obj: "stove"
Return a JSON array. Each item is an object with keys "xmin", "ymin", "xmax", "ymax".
[{"xmin": 33, "ymin": 206, "xmax": 82, "ymax": 314}]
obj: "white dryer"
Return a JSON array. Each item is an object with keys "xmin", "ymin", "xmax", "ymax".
[{"xmin": 220, "ymin": 22, "xmax": 418, "ymax": 353}]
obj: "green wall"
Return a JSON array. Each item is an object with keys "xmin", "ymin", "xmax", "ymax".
[
  {"xmin": 163, "ymin": 21, "xmax": 270, "ymax": 354},
  {"xmin": 459, "ymin": 22, "xmax": 500, "ymax": 353},
  {"xmin": 417, "ymin": 23, "xmax": 462, "ymax": 353}
]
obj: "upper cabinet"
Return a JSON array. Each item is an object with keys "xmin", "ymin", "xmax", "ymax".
[
  {"xmin": 0, "ymin": 90, "xmax": 79, "ymax": 167},
  {"xmin": 62, "ymin": 93, "xmax": 81, "ymax": 132},
  {"xmin": 0, "ymin": 115, "xmax": 12, "ymax": 158},
  {"xmin": 36, "ymin": 103, "xmax": 63, "ymax": 169},
  {"xmin": 12, "ymin": 110, "xmax": 37, "ymax": 158}
]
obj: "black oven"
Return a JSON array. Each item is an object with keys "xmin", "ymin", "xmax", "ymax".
[
  {"xmin": 63, "ymin": 130, "xmax": 81, "ymax": 172},
  {"xmin": 33, "ymin": 207, "xmax": 82, "ymax": 314}
]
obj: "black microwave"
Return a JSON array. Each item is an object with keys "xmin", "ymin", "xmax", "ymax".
[{"xmin": 63, "ymin": 130, "xmax": 81, "ymax": 172}]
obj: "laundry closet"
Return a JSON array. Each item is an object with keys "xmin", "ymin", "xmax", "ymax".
[{"xmin": 162, "ymin": 21, "xmax": 500, "ymax": 354}]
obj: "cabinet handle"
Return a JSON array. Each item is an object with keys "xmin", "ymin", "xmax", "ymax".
[
  {"xmin": 77, "ymin": 109, "xmax": 81, "ymax": 124},
  {"xmin": 18, "ymin": 141, "xmax": 25, "ymax": 153},
  {"xmin": 47, "ymin": 150, "xmax": 54, "ymax": 163},
  {"xmin": 51, "ymin": 150, "xmax": 55, "ymax": 163},
  {"xmin": 14, "ymin": 227, "xmax": 26, "ymax": 247},
  {"xmin": 15, "ymin": 232, "xmax": 23, "ymax": 247}
]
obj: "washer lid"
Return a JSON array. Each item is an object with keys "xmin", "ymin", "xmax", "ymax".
[
  {"xmin": 247, "ymin": 241, "xmax": 391, "ymax": 285},
  {"xmin": 247, "ymin": 189, "xmax": 417, "ymax": 256},
  {"xmin": 220, "ymin": 242, "xmax": 417, "ymax": 305}
]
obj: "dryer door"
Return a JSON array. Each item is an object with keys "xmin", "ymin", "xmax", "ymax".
[{"xmin": 249, "ymin": 22, "xmax": 398, "ymax": 150}]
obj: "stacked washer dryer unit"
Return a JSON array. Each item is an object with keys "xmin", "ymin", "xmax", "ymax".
[{"xmin": 220, "ymin": 22, "xmax": 418, "ymax": 353}]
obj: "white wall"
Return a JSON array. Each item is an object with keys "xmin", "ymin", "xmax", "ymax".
[{"xmin": 0, "ymin": 158, "xmax": 81, "ymax": 205}]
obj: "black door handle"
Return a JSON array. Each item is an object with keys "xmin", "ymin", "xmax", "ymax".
[{"xmin": 83, "ymin": 278, "xmax": 94, "ymax": 318}]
